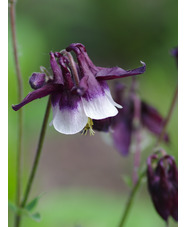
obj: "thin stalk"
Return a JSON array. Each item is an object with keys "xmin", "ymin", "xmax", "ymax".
[
  {"xmin": 156, "ymin": 86, "xmax": 178, "ymax": 146},
  {"xmin": 9, "ymin": 1, "xmax": 23, "ymax": 226},
  {"xmin": 118, "ymin": 85, "xmax": 178, "ymax": 227},
  {"xmin": 130, "ymin": 77, "xmax": 142, "ymax": 184},
  {"xmin": 21, "ymin": 98, "xmax": 51, "ymax": 208},
  {"xmin": 118, "ymin": 170, "xmax": 146, "ymax": 227},
  {"xmin": 132, "ymin": 93, "xmax": 141, "ymax": 184},
  {"xmin": 16, "ymin": 98, "xmax": 51, "ymax": 227}
]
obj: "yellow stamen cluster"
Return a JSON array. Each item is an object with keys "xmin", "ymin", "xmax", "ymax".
[{"xmin": 81, "ymin": 118, "xmax": 95, "ymax": 136}]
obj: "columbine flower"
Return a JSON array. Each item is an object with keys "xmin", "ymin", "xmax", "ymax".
[
  {"xmin": 147, "ymin": 154, "xmax": 178, "ymax": 222},
  {"xmin": 12, "ymin": 43, "xmax": 145, "ymax": 135},
  {"xmin": 93, "ymin": 82, "xmax": 169, "ymax": 155}
]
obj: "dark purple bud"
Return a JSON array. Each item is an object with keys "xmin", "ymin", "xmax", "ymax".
[
  {"xmin": 141, "ymin": 102, "xmax": 169, "ymax": 142},
  {"xmin": 147, "ymin": 154, "xmax": 178, "ymax": 222},
  {"xmin": 29, "ymin": 73, "xmax": 47, "ymax": 90},
  {"xmin": 93, "ymin": 118, "xmax": 113, "ymax": 132}
]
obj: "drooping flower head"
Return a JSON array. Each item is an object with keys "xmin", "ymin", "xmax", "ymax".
[
  {"xmin": 12, "ymin": 43, "xmax": 146, "ymax": 135},
  {"xmin": 93, "ymin": 82, "xmax": 169, "ymax": 155},
  {"xmin": 147, "ymin": 153, "xmax": 178, "ymax": 222}
]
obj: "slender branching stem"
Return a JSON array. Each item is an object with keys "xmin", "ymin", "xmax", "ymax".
[
  {"xmin": 118, "ymin": 84, "xmax": 178, "ymax": 227},
  {"xmin": 9, "ymin": 1, "xmax": 23, "ymax": 226},
  {"xmin": 156, "ymin": 86, "xmax": 178, "ymax": 147},
  {"xmin": 15, "ymin": 98, "xmax": 51, "ymax": 227},
  {"xmin": 118, "ymin": 170, "xmax": 146, "ymax": 227},
  {"xmin": 21, "ymin": 98, "xmax": 51, "ymax": 208}
]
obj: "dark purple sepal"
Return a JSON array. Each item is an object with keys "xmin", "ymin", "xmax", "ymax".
[
  {"xmin": 12, "ymin": 84, "xmax": 63, "ymax": 111},
  {"xmin": 95, "ymin": 61, "xmax": 146, "ymax": 81},
  {"xmin": 147, "ymin": 155, "xmax": 178, "ymax": 222},
  {"xmin": 50, "ymin": 52, "xmax": 64, "ymax": 84},
  {"xmin": 29, "ymin": 73, "xmax": 47, "ymax": 90},
  {"xmin": 111, "ymin": 115, "xmax": 133, "ymax": 156},
  {"xmin": 66, "ymin": 43, "xmax": 146, "ymax": 81},
  {"xmin": 93, "ymin": 118, "xmax": 113, "ymax": 132},
  {"xmin": 113, "ymin": 82, "xmax": 126, "ymax": 104},
  {"xmin": 141, "ymin": 102, "xmax": 169, "ymax": 142}
]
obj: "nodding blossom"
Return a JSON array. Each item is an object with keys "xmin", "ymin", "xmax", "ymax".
[
  {"xmin": 12, "ymin": 43, "xmax": 146, "ymax": 135},
  {"xmin": 93, "ymin": 82, "xmax": 169, "ymax": 155},
  {"xmin": 147, "ymin": 154, "xmax": 178, "ymax": 222}
]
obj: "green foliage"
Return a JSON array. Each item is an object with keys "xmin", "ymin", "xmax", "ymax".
[
  {"xmin": 8, "ymin": 201, "xmax": 41, "ymax": 222},
  {"xmin": 25, "ymin": 193, "xmax": 44, "ymax": 211}
]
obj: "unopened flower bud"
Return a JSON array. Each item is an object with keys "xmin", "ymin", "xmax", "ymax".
[
  {"xmin": 147, "ymin": 154, "xmax": 178, "ymax": 222},
  {"xmin": 29, "ymin": 73, "xmax": 47, "ymax": 90}
]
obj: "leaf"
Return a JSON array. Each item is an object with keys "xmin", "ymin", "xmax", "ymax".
[
  {"xmin": 25, "ymin": 197, "xmax": 39, "ymax": 211},
  {"xmin": 8, "ymin": 201, "xmax": 41, "ymax": 222},
  {"xmin": 28, "ymin": 212, "xmax": 41, "ymax": 222},
  {"xmin": 25, "ymin": 193, "xmax": 45, "ymax": 211}
]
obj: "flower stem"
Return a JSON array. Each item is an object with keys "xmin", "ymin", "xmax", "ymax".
[
  {"xmin": 118, "ymin": 170, "xmax": 146, "ymax": 227},
  {"xmin": 21, "ymin": 98, "xmax": 51, "ymax": 208},
  {"xmin": 14, "ymin": 98, "xmax": 51, "ymax": 227},
  {"xmin": 9, "ymin": 1, "xmax": 23, "ymax": 226},
  {"xmin": 118, "ymin": 85, "xmax": 178, "ymax": 227},
  {"xmin": 156, "ymin": 86, "xmax": 178, "ymax": 146}
]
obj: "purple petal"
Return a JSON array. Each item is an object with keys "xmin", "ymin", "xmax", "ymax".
[
  {"xmin": 12, "ymin": 84, "xmax": 62, "ymax": 111},
  {"xmin": 113, "ymin": 82, "xmax": 126, "ymax": 104},
  {"xmin": 112, "ymin": 117, "xmax": 133, "ymax": 156},
  {"xmin": 141, "ymin": 102, "xmax": 169, "ymax": 142},
  {"xmin": 95, "ymin": 61, "xmax": 146, "ymax": 81}
]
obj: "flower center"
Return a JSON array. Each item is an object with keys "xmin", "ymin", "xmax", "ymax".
[{"xmin": 81, "ymin": 118, "xmax": 95, "ymax": 136}]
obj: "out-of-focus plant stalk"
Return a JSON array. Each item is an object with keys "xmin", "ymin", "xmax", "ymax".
[
  {"xmin": 156, "ymin": 85, "xmax": 178, "ymax": 146},
  {"xmin": 9, "ymin": 1, "xmax": 23, "ymax": 226},
  {"xmin": 131, "ymin": 78, "xmax": 142, "ymax": 184},
  {"xmin": 118, "ymin": 83, "xmax": 178, "ymax": 227},
  {"xmin": 118, "ymin": 170, "xmax": 146, "ymax": 227},
  {"xmin": 19, "ymin": 98, "xmax": 51, "ymax": 223}
]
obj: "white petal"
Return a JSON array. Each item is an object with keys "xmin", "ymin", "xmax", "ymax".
[
  {"xmin": 104, "ymin": 88, "xmax": 123, "ymax": 109},
  {"xmin": 52, "ymin": 102, "xmax": 88, "ymax": 135},
  {"xmin": 82, "ymin": 94, "xmax": 118, "ymax": 120}
]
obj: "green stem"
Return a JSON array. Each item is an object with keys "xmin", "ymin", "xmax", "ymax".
[
  {"xmin": 16, "ymin": 98, "xmax": 51, "ymax": 227},
  {"xmin": 156, "ymin": 86, "xmax": 178, "ymax": 146},
  {"xmin": 9, "ymin": 1, "xmax": 23, "ymax": 226},
  {"xmin": 21, "ymin": 98, "xmax": 51, "ymax": 208},
  {"xmin": 118, "ymin": 170, "xmax": 146, "ymax": 227}
]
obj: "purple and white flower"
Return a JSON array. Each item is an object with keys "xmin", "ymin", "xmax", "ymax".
[{"xmin": 12, "ymin": 43, "xmax": 146, "ymax": 135}]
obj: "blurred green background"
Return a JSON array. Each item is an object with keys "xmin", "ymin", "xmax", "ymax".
[{"xmin": 8, "ymin": 0, "xmax": 178, "ymax": 226}]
